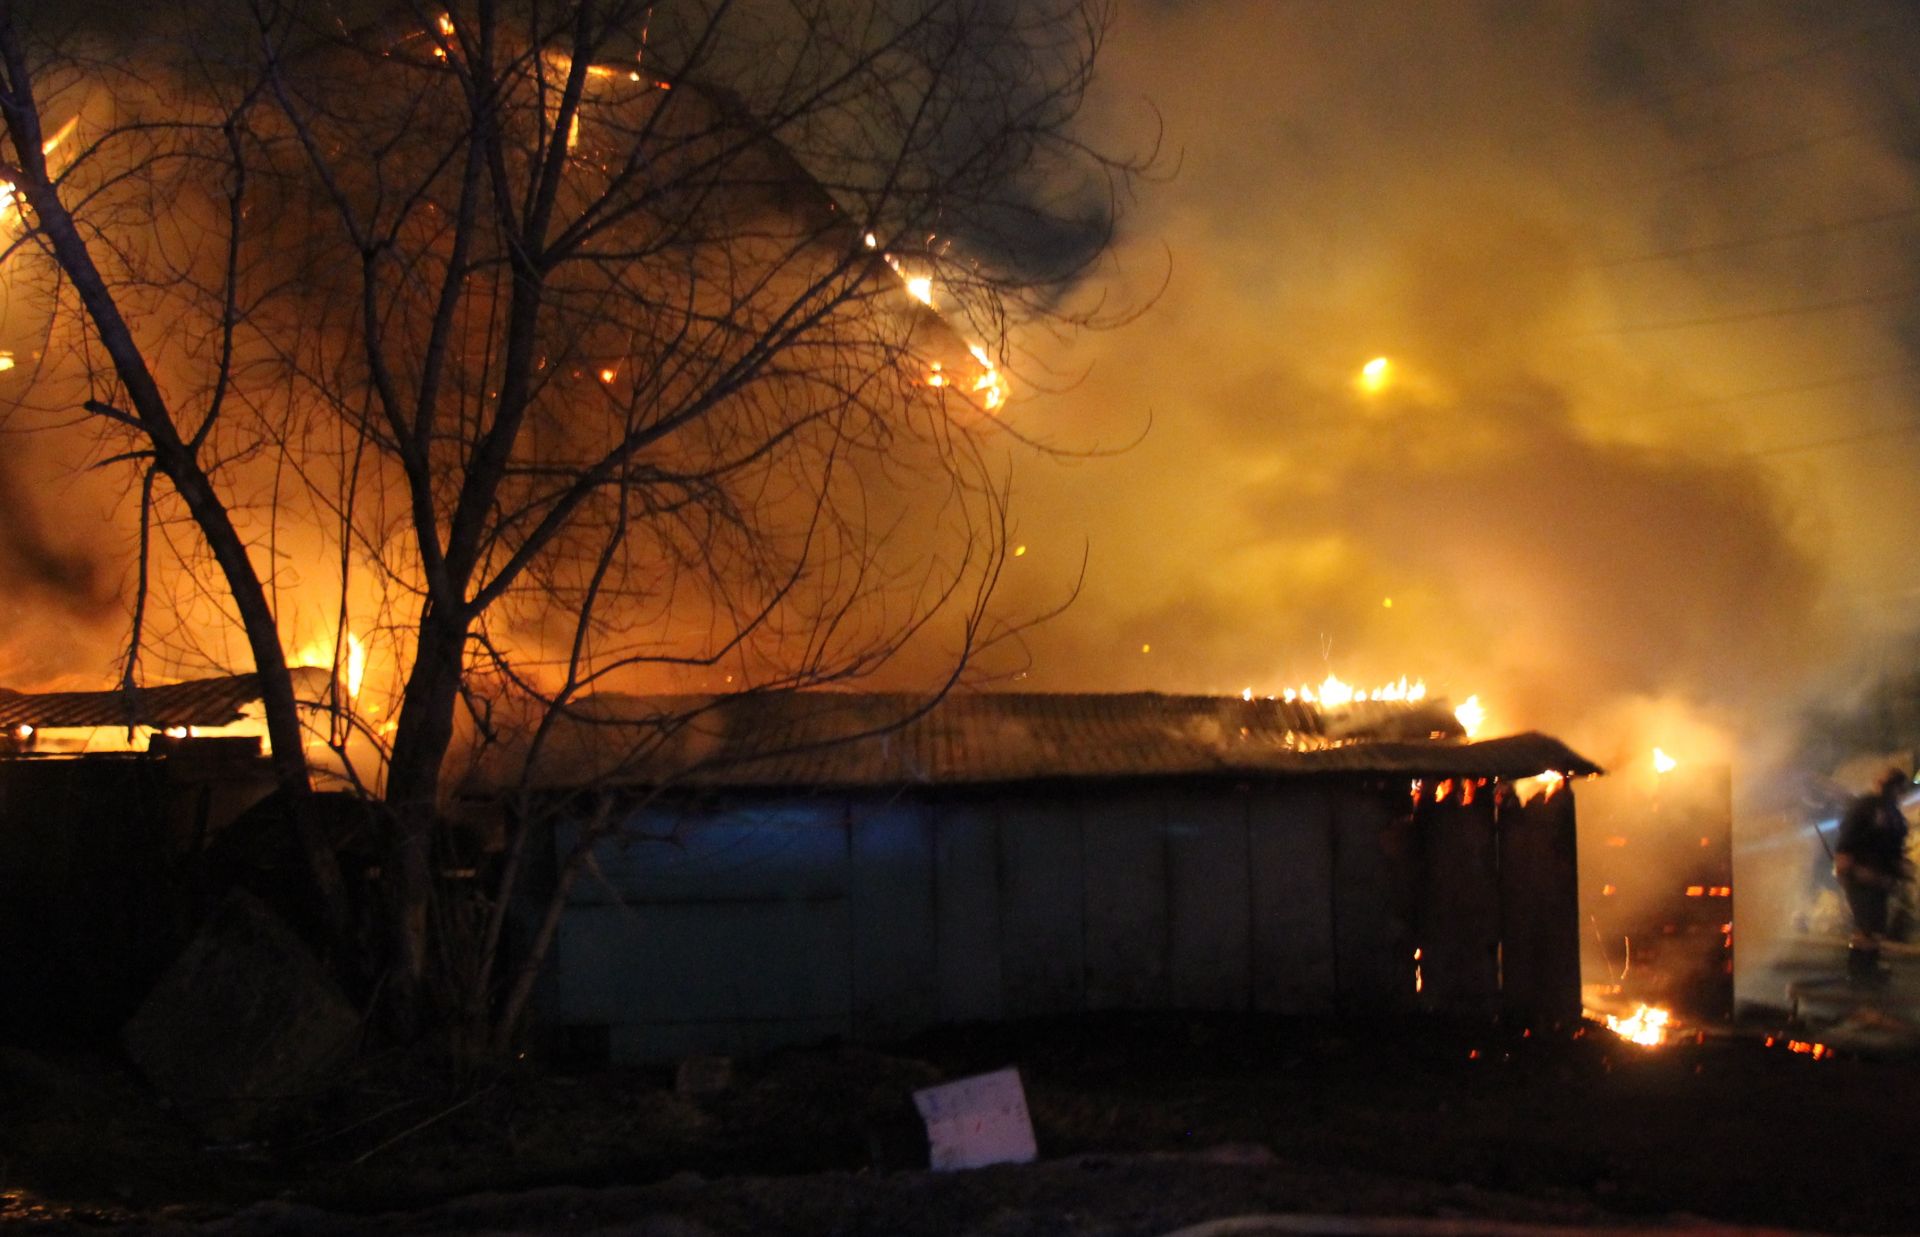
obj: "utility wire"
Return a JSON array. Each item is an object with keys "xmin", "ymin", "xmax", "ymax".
[
  {"xmin": 1512, "ymin": 18, "xmax": 1896, "ymax": 148},
  {"xmin": 1747, "ymin": 419, "xmax": 1920, "ymax": 458},
  {"xmin": 1603, "ymin": 115, "xmax": 1890, "ymax": 193},
  {"xmin": 1582, "ymin": 285, "xmax": 1917, "ymax": 336},
  {"xmin": 1594, "ymin": 203, "xmax": 1920, "ymax": 267},
  {"xmin": 1640, "ymin": 363, "xmax": 1920, "ymax": 415}
]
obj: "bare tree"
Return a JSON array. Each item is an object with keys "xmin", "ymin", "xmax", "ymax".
[{"xmin": 0, "ymin": 0, "xmax": 1143, "ymax": 1048}]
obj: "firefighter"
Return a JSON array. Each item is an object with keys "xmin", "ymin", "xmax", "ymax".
[{"xmin": 1833, "ymin": 766, "xmax": 1912, "ymax": 985}]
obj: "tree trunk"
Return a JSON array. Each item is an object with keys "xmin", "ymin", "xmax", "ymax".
[
  {"xmin": 380, "ymin": 603, "xmax": 469, "ymax": 1039},
  {"xmin": 0, "ymin": 64, "xmax": 353, "ymax": 952}
]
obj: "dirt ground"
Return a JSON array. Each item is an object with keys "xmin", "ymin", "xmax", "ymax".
[{"xmin": 2, "ymin": 1011, "xmax": 1915, "ymax": 1235}]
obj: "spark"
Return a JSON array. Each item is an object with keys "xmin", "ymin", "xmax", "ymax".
[
  {"xmin": 1356, "ymin": 355, "xmax": 1393, "ymax": 394},
  {"xmin": 1653, "ymin": 747, "xmax": 1678, "ymax": 774}
]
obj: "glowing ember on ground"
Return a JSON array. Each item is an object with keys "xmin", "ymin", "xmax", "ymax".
[{"xmin": 1600, "ymin": 1003, "xmax": 1671, "ymax": 1047}]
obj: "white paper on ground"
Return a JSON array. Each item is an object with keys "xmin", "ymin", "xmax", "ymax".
[{"xmin": 912, "ymin": 1066, "xmax": 1038, "ymax": 1171}]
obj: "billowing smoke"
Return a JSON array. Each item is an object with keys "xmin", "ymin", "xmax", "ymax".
[
  {"xmin": 5, "ymin": 0, "xmax": 1920, "ymax": 787},
  {"xmin": 991, "ymin": 0, "xmax": 1920, "ymax": 783}
]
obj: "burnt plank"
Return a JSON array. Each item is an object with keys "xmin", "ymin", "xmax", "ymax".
[
  {"xmin": 999, "ymin": 797, "xmax": 1086, "ymax": 1016},
  {"xmin": 932, "ymin": 803, "xmax": 1004, "ymax": 1022},
  {"xmin": 1165, "ymin": 787, "xmax": 1251, "ymax": 1010},
  {"xmin": 1499, "ymin": 785, "xmax": 1582, "ymax": 1024},
  {"xmin": 1081, "ymin": 790, "xmax": 1169, "ymax": 1009},
  {"xmin": 1331, "ymin": 785, "xmax": 1416, "ymax": 1009},
  {"xmin": 1419, "ymin": 784, "xmax": 1502, "ymax": 1012},
  {"xmin": 850, "ymin": 799, "xmax": 938, "ymax": 1038},
  {"xmin": 1248, "ymin": 786, "xmax": 1336, "ymax": 1012}
]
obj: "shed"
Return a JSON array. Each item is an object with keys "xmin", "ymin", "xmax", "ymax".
[{"xmin": 518, "ymin": 691, "xmax": 1600, "ymax": 1063}]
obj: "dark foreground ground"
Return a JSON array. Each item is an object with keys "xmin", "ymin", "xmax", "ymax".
[{"xmin": 1, "ymin": 1012, "xmax": 1911, "ymax": 1235}]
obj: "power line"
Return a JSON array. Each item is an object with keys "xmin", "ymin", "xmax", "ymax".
[
  {"xmin": 1594, "ymin": 203, "xmax": 1920, "ymax": 267},
  {"xmin": 1513, "ymin": 17, "xmax": 1896, "ymax": 149},
  {"xmin": 1747, "ymin": 418, "xmax": 1920, "ymax": 458},
  {"xmin": 1640, "ymin": 362, "xmax": 1920, "ymax": 415},
  {"xmin": 1606, "ymin": 115, "xmax": 1890, "ymax": 193},
  {"xmin": 1584, "ymin": 286, "xmax": 1917, "ymax": 336}
]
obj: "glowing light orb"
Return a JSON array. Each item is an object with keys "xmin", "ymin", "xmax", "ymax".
[{"xmin": 1356, "ymin": 355, "xmax": 1393, "ymax": 394}]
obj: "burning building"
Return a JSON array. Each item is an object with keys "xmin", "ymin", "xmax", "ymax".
[
  {"xmin": 1580, "ymin": 756, "xmax": 1736, "ymax": 1026},
  {"xmin": 503, "ymin": 689, "xmax": 1599, "ymax": 1063}
]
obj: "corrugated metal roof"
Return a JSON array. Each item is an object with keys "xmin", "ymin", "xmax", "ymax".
[
  {"xmin": 0, "ymin": 667, "xmax": 334, "ymax": 730},
  {"xmin": 501, "ymin": 690, "xmax": 1602, "ymax": 791}
]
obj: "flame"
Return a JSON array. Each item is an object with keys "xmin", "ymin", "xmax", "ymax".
[
  {"xmin": 1653, "ymin": 746, "xmax": 1678, "ymax": 774},
  {"xmin": 1279, "ymin": 674, "xmax": 1428, "ymax": 706},
  {"xmin": 293, "ymin": 630, "xmax": 367, "ymax": 701},
  {"xmin": 882, "ymin": 255, "xmax": 1008, "ymax": 410},
  {"xmin": 0, "ymin": 116, "xmax": 80, "ymax": 221},
  {"xmin": 967, "ymin": 343, "xmax": 1008, "ymax": 410},
  {"xmin": 1602, "ymin": 1003, "xmax": 1671, "ymax": 1047},
  {"xmin": 344, "ymin": 632, "xmax": 366, "ymax": 699},
  {"xmin": 1454, "ymin": 695, "xmax": 1485, "ymax": 738},
  {"xmin": 1514, "ymin": 768, "xmax": 1564, "ymax": 805},
  {"xmin": 0, "ymin": 353, "xmax": 12, "ymax": 372}
]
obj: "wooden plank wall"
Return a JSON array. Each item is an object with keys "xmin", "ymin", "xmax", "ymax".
[
  {"xmin": 1417, "ymin": 785, "xmax": 1502, "ymax": 1012},
  {"xmin": 556, "ymin": 778, "xmax": 1582, "ymax": 1061},
  {"xmin": 1497, "ymin": 785, "xmax": 1582, "ymax": 1024}
]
